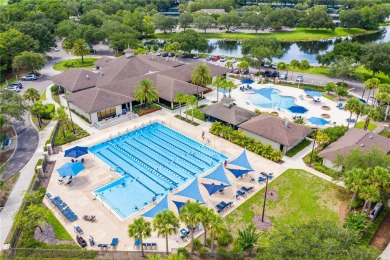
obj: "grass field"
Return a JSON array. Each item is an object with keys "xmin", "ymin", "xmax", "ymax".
[
  {"xmin": 44, "ymin": 209, "xmax": 73, "ymax": 241},
  {"xmin": 53, "ymin": 58, "xmax": 98, "ymax": 71},
  {"xmin": 155, "ymin": 28, "xmax": 374, "ymax": 41},
  {"xmin": 356, "ymin": 121, "xmax": 377, "ymax": 131},
  {"xmin": 226, "ymin": 169, "xmax": 347, "ymax": 242}
]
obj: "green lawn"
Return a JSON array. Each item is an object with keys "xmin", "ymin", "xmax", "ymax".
[
  {"xmin": 285, "ymin": 139, "xmax": 311, "ymax": 157},
  {"xmin": 52, "ymin": 58, "xmax": 98, "ymax": 71},
  {"xmin": 226, "ymin": 169, "xmax": 347, "ymax": 240},
  {"xmin": 183, "ymin": 106, "xmax": 206, "ymax": 121},
  {"xmin": 155, "ymin": 28, "xmax": 374, "ymax": 41},
  {"xmin": 355, "ymin": 121, "xmax": 377, "ymax": 131},
  {"xmin": 44, "ymin": 209, "xmax": 73, "ymax": 241},
  {"xmin": 32, "ymin": 118, "xmax": 50, "ymax": 131},
  {"xmin": 39, "ymin": 89, "xmax": 47, "ymax": 101}
]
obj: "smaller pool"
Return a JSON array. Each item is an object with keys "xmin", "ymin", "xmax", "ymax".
[{"xmin": 247, "ymin": 88, "xmax": 305, "ymax": 112}]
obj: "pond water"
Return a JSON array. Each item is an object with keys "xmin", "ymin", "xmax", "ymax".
[{"xmin": 146, "ymin": 26, "xmax": 390, "ymax": 64}]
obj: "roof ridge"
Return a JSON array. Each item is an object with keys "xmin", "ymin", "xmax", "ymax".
[{"xmin": 87, "ymin": 88, "xmax": 100, "ymax": 112}]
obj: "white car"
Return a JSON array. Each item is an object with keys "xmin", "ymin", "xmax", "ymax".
[
  {"xmin": 53, "ymin": 47, "xmax": 60, "ymax": 52},
  {"xmin": 296, "ymin": 75, "xmax": 304, "ymax": 83},
  {"xmin": 155, "ymin": 52, "xmax": 161, "ymax": 56},
  {"xmin": 272, "ymin": 63, "xmax": 277, "ymax": 69},
  {"xmin": 7, "ymin": 85, "xmax": 20, "ymax": 92},
  {"xmin": 230, "ymin": 59, "xmax": 237, "ymax": 63},
  {"xmin": 22, "ymin": 74, "xmax": 37, "ymax": 81},
  {"xmin": 220, "ymin": 56, "xmax": 227, "ymax": 62}
]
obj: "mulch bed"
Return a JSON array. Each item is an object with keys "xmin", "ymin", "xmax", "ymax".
[
  {"xmin": 252, "ymin": 215, "xmax": 273, "ymax": 231},
  {"xmin": 264, "ymin": 190, "xmax": 279, "ymax": 201}
]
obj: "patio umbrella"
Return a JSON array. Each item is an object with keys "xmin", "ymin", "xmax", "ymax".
[
  {"xmin": 241, "ymin": 79, "xmax": 254, "ymax": 84},
  {"xmin": 308, "ymin": 117, "xmax": 329, "ymax": 126},
  {"xmin": 57, "ymin": 162, "xmax": 85, "ymax": 177},
  {"xmin": 64, "ymin": 146, "xmax": 89, "ymax": 158},
  {"xmin": 305, "ymin": 90, "xmax": 322, "ymax": 97},
  {"xmin": 288, "ymin": 105, "xmax": 308, "ymax": 114}
]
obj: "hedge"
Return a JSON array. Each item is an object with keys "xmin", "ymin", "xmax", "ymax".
[
  {"xmin": 40, "ymin": 104, "xmax": 55, "ymax": 119},
  {"xmin": 210, "ymin": 122, "xmax": 283, "ymax": 162}
]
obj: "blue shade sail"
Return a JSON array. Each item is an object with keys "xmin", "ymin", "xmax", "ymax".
[
  {"xmin": 229, "ymin": 150, "xmax": 254, "ymax": 171},
  {"xmin": 172, "ymin": 200, "xmax": 186, "ymax": 214},
  {"xmin": 202, "ymin": 183, "xmax": 231, "ymax": 196},
  {"xmin": 141, "ymin": 195, "xmax": 169, "ymax": 218},
  {"xmin": 174, "ymin": 178, "xmax": 205, "ymax": 204},
  {"xmin": 202, "ymin": 163, "xmax": 231, "ymax": 185},
  {"xmin": 226, "ymin": 168, "xmax": 252, "ymax": 178}
]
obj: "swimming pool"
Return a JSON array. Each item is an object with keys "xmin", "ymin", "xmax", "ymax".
[
  {"xmin": 246, "ymin": 87, "xmax": 304, "ymax": 112},
  {"xmin": 89, "ymin": 122, "xmax": 227, "ymax": 220}
]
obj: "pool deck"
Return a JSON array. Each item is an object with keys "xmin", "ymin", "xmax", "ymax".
[
  {"xmin": 46, "ymin": 110, "xmax": 286, "ymax": 252},
  {"xmin": 208, "ymin": 80, "xmax": 352, "ymax": 128}
]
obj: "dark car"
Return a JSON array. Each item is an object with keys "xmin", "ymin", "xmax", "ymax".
[
  {"xmin": 271, "ymin": 71, "xmax": 279, "ymax": 78},
  {"xmin": 161, "ymin": 52, "xmax": 168, "ymax": 57},
  {"xmin": 77, "ymin": 236, "xmax": 87, "ymax": 248},
  {"xmin": 181, "ymin": 53, "xmax": 188, "ymax": 58},
  {"xmin": 241, "ymin": 69, "xmax": 249, "ymax": 75},
  {"xmin": 263, "ymin": 70, "xmax": 272, "ymax": 77},
  {"xmin": 168, "ymin": 52, "xmax": 175, "ymax": 57}
]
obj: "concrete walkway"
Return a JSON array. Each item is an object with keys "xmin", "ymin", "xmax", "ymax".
[{"xmin": 0, "ymin": 120, "xmax": 57, "ymax": 249}]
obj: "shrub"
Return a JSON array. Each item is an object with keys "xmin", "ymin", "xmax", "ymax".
[
  {"xmin": 254, "ymin": 108, "xmax": 262, "ymax": 114},
  {"xmin": 206, "ymin": 237, "xmax": 212, "ymax": 247},
  {"xmin": 194, "ymin": 238, "xmax": 203, "ymax": 251},
  {"xmin": 216, "ymin": 229, "xmax": 234, "ymax": 247},
  {"xmin": 300, "ymin": 59, "xmax": 310, "ymax": 69},
  {"xmin": 314, "ymin": 164, "xmax": 337, "ymax": 178},
  {"xmin": 50, "ymin": 85, "xmax": 59, "ymax": 93},
  {"xmin": 210, "ymin": 122, "xmax": 283, "ymax": 162},
  {"xmin": 285, "ymin": 139, "xmax": 311, "ymax": 157},
  {"xmin": 40, "ymin": 104, "xmax": 55, "ymax": 119},
  {"xmin": 199, "ymin": 247, "xmax": 209, "ymax": 259},
  {"xmin": 216, "ymin": 247, "xmax": 229, "ymax": 260},
  {"xmin": 177, "ymin": 247, "xmax": 190, "ymax": 260},
  {"xmin": 322, "ymin": 125, "xmax": 348, "ymax": 144}
]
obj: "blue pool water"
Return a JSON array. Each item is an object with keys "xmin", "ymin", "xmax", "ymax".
[
  {"xmin": 89, "ymin": 122, "xmax": 227, "ymax": 220},
  {"xmin": 247, "ymin": 88, "xmax": 304, "ymax": 112}
]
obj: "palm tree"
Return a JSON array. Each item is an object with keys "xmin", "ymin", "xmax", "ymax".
[
  {"xmin": 179, "ymin": 202, "xmax": 203, "ymax": 253},
  {"xmin": 344, "ymin": 168, "xmax": 366, "ymax": 214},
  {"xmin": 236, "ymin": 224, "xmax": 260, "ymax": 253},
  {"xmin": 353, "ymin": 102, "xmax": 364, "ymax": 127},
  {"xmin": 187, "ymin": 95, "xmax": 197, "ymax": 123},
  {"xmin": 153, "ymin": 210, "xmax": 180, "ymax": 255},
  {"xmin": 362, "ymin": 106, "xmax": 379, "ymax": 130},
  {"xmin": 364, "ymin": 78, "xmax": 380, "ymax": 103},
  {"xmin": 30, "ymin": 102, "xmax": 45, "ymax": 128},
  {"xmin": 183, "ymin": 94, "xmax": 190, "ymax": 120},
  {"xmin": 225, "ymin": 61, "xmax": 233, "ymax": 71},
  {"xmin": 208, "ymin": 213, "xmax": 226, "ymax": 253},
  {"xmin": 72, "ymin": 39, "xmax": 90, "ymax": 63},
  {"xmin": 52, "ymin": 106, "xmax": 69, "ymax": 140},
  {"xmin": 23, "ymin": 88, "xmax": 40, "ymax": 103},
  {"xmin": 174, "ymin": 92, "xmax": 186, "ymax": 117},
  {"xmin": 226, "ymin": 80, "xmax": 237, "ymax": 98},
  {"xmin": 237, "ymin": 60, "xmax": 249, "ymax": 74},
  {"xmin": 219, "ymin": 79, "xmax": 229, "ymax": 97},
  {"xmin": 128, "ymin": 217, "xmax": 152, "ymax": 257},
  {"xmin": 134, "ymin": 79, "xmax": 159, "ymax": 109},
  {"xmin": 191, "ymin": 64, "xmax": 212, "ymax": 105},
  {"xmin": 376, "ymin": 92, "xmax": 390, "ymax": 120},
  {"xmin": 212, "ymin": 76, "xmax": 223, "ymax": 102},
  {"xmin": 199, "ymin": 208, "xmax": 223, "ymax": 247},
  {"xmin": 344, "ymin": 97, "xmax": 360, "ymax": 128}
]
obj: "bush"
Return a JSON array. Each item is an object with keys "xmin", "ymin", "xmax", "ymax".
[
  {"xmin": 206, "ymin": 237, "xmax": 212, "ymax": 247},
  {"xmin": 210, "ymin": 122, "xmax": 283, "ymax": 162},
  {"xmin": 254, "ymin": 108, "xmax": 262, "ymax": 114},
  {"xmin": 216, "ymin": 247, "xmax": 229, "ymax": 260},
  {"xmin": 314, "ymin": 164, "xmax": 337, "ymax": 178},
  {"xmin": 285, "ymin": 139, "xmax": 311, "ymax": 157},
  {"xmin": 216, "ymin": 229, "xmax": 234, "ymax": 247},
  {"xmin": 198, "ymin": 247, "xmax": 209, "ymax": 259},
  {"xmin": 194, "ymin": 238, "xmax": 203, "ymax": 251},
  {"xmin": 177, "ymin": 247, "xmax": 190, "ymax": 260},
  {"xmin": 50, "ymin": 85, "xmax": 59, "ymax": 93},
  {"xmin": 40, "ymin": 104, "xmax": 55, "ymax": 119},
  {"xmin": 322, "ymin": 125, "xmax": 348, "ymax": 144}
]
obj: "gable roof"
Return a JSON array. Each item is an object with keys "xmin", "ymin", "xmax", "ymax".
[
  {"xmin": 50, "ymin": 69, "xmax": 98, "ymax": 92},
  {"xmin": 201, "ymin": 98, "xmax": 257, "ymax": 126},
  {"xmin": 94, "ymin": 57, "xmax": 114, "ymax": 68},
  {"xmin": 64, "ymin": 87, "xmax": 134, "ymax": 113},
  {"xmin": 238, "ymin": 113, "xmax": 313, "ymax": 146},
  {"xmin": 318, "ymin": 128, "xmax": 390, "ymax": 161}
]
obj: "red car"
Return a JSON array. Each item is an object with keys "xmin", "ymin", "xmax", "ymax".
[
  {"xmin": 231, "ymin": 68, "xmax": 239, "ymax": 74},
  {"xmin": 211, "ymin": 56, "xmax": 220, "ymax": 61}
]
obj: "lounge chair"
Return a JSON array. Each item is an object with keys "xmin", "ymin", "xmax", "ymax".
[
  {"xmin": 74, "ymin": 226, "xmax": 83, "ymax": 234},
  {"xmin": 258, "ymin": 177, "xmax": 266, "ymax": 183},
  {"xmin": 180, "ymin": 228, "xmax": 189, "ymax": 236},
  {"xmin": 346, "ymin": 118, "xmax": 356, "ymax": 123},
  {"xmin": 241, "ymin": 186, "xmax": 254, "ymax": 193},
  {"xmin": 220, "ymin": 201, "xmax": 233, "ymax": 209},
  {"xmin": 236, "ymin": 190, "xmax": 246, "ymax": 197},
  {"xmin": 46, "ymin": 193, "xmax": 52, "ymax": 199},
  {"xmin": 89, "ymin": 235, "xmax": 95, "ymax": 246},
  {"xmin": 98, "ymin": 244, "xmax": 108, "ymax": 250},
  {"xmin": 336, "ymin": 103, "xmax": 343, "ymax": 108},
  {"xmin": 133, "ymin": 239, "xmax": 141, "ymax": 249},
  {"xmin": 110, "ymin": 238, "xmax": 118, "ymax": 248},
  {"xmin": 216, "ymin": 203, "xmax": 225, "ymax": 213}
]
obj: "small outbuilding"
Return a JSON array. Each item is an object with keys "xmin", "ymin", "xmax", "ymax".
[
  {"xmin": 201, "ymin": 98, "xmax": 257, "ymax": 129},
  {"xmin": 238, "ymin": 113, "xmax": 313, "ymax": 153},
  {"xmin": 318, "ymin": 128, "xmax": 390, "ymax": 170}
]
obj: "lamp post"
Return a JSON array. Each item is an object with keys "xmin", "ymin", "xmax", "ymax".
[
  {"xmin": 67, "ymin": 100, "xmax": 76, "ymax": 135},
  {"xmin": 309, "ymin": 127, "xmax": 318, "ymax": 166},
  {"xmin": 260, "ymin": 172, "xmax": 269, "ymax": 222}
]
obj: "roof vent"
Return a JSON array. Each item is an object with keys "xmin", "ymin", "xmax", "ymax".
[
  {"xmin": 369, "ymin": 136, "xmax": 373, "ymax": 139},
  {"xmin": 285, "ymin": 120, "xmax": 290, "ymax": 128},
  {"xmin": 100, "ymin": 72, "xmax": 104, "ymax": 77},
  {"xmin": 360, "ymin": 143, "xmax": 365, "ymax": 147},
  {"xmin": 85, "ymin": 75, "xmax": 90, "ymax": 80}
]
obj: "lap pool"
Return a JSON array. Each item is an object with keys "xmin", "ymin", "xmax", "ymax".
[{"xmin": 89, "ymin": 122, "xmax": 227, "ymax": 220}]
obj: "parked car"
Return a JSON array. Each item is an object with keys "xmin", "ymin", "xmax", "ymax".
[
  {"xmin": 168, "ymin": 52, "xmax": 175, "ymax": 57},
  {"xmin": 161, "ymin": 52, "xmax": 168, "ymax": 57},
  {"xmin": 220, "ymin": 56, "xmax": 227, "ymax": 62},
  {"xmin": 9, "ymin": 82, "xmax": 23, "ymax": 88},
  {"xmin": 280, "ymin": 72, "xmax": 288, "ymax": 80},
  {"xmin": 230, "ymin": 59, "xmax": 237, "ymax": 63},
  {"xmin": 181, "ymin": 53, "xmax": 188, "ymax": 58},
  {"xmin": 241, "ymin": 69, "xmax": 249, "ymax": 75},
  {"xmin": 171, "ymin": 29, "xmax": 176, "ymax": 33},
  {"xmin": 22, "ymin": 74, "xmax": 37, "ymax": 81},
  {"xmin": 271, "ymin": 71, "xmax": 279, "ymax": 78},
  {"xmin": 155, "ymin": 51, "xmax": 161, "ymax": 56},
  {"xmin": 263, "ymin": 70, "xmax": 272, "ymax": 77},
  {"xmin": 230, "ymin": 28, "xmax": 236, "ymax": 32},
  {"xmin": 7, "ymin": 85, "xmax": 20, "ymax": 92},
  {"xmin": 263, "ymin": 62, "xmax": 271, "ymax": 68},
  {"xmin": 232, "ymin": 68, "xmax": 240, "ymax": 74},
  {"xmin": 192, "ymin": 55, "xmax": 200, "ymax": 59},
  {"xmin": 272, "ymin": 64, "xmax": 277, "ymax": 69},
  {"xmin": 296, "ymin": 75, "xmax": 304, "ymax": 83},
  {"xmin": 219, "ymin": 27, "xmax": 224, "ymax": 30},
  {"xmin": 206, "ymin": 56, "xmax": 212, "ymax": 61},
  {"xmin": 211, "ymin": 56, "xmax": 220, "ymax": 61}
]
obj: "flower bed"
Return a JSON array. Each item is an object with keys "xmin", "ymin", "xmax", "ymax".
[{"xmin": 133, "ymin": 104, "xmax": 161, "ymax": 116}]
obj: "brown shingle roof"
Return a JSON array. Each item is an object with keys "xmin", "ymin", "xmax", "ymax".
[
  {"xmin": 238, "ymin": 113, "xmax": 313, "ymax": 146},
  {"xmin": 64, "ymin": 88, "xmax": 134, "ymax": 113},
  {"xmin": 159, "ymin": 62, "xmax": 229, "ymax": 83},
  {"xmin": 94, "ymin": 57, "xmax": 114, "ymax": 68},
  {"xmin": 201, "ymin": 98, "xmax": 257, "ymax": 126},
  {"xmin": 50, "ymin": 69, "xmax": 98, "ymax": 92},
  {"xmin": 318, "ymin": 128, "xmax": 390, "ymax": 161}
]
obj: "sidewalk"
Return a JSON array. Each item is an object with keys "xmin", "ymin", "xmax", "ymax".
[{"xmin": 0, "ymin": 120, "xmax": 57, "ymax": 249}]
